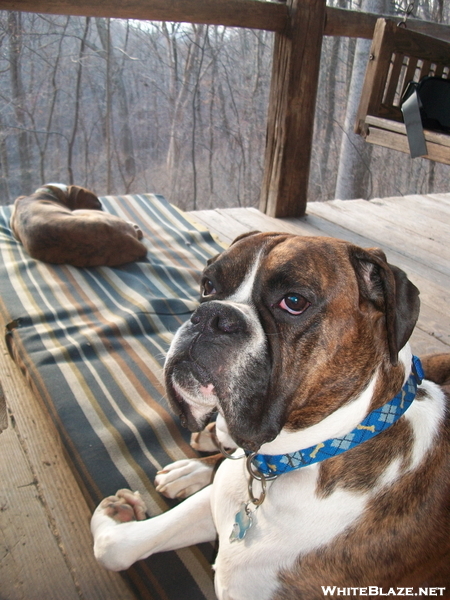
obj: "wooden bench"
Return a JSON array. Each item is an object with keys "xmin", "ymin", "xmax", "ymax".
[{"xmin": 356, "ymin": 18, "xmax": 450, "ymax": 165}]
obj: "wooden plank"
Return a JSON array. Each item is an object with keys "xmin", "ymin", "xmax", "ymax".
[
  {"xmin": 365, "ymin": 116, "xmax": 450, "ymax": 147},
  {"xmin": 405, "ymin": 193, "xmax": 450, "ymax": 217},
  {"xmin": 392, "ymin": 23, "xmax": 450, "ymax": 64},
  {"xmin": 300, "ymin": 211, "xmax": 450, "ymax": 319},
  {"xmin": 308, "ymin": 199, "xmax": 450, "ymax": 277},
  {"xmin": 224, "ymin": 206, "xmax": 326, "ymax": 237},
  {"xmin": 260, "ymin": 0, "xmax": 326, "ymax": 218},
  {"xmin": 0, "ymin": 422, "xmax": 82, "ymax": 600},
  {"xmin": 370, "ymin": 194, "xmax": 450, "ymax": 232},
  {"xmin": 414, "ymin": 302, "xmax": 450, "ymax": 347},
  {"xmin": 189, "ymin": 204, "xmax": 328, "ymax": 244},
  {"xmin": 366, "ymin": 127, "xmax": 450, "ymax": 165},
  {"xmin": 420, "ymin": 59, "xmax": 432, "ymax": 80},
  {"xmin": 382, "ymin": 52, "xmax": 405, "ymax": 107},
  {"xmin": 410, "ymin": 326, "xmax": 450, "ymax": 356},
  {"xmin": 365, "ymin": 197, "xmax": 450, "ymax": 247},
  {"xmin": 188, "ymin": 209, "xmax": 248, "ymax": 244},
  {"xmin": 402, "ymin": 56, "xmax": 419, "ymax": 91},
  {"xmin": 355, "ymin": 19, "xmax": 397, "ymax": 136},
  {"xmin": 0, "ymin": 340, "xmax": 137, "ymax": 600},
  {"xmin": 324, "ymin": 7, "xmax": 450, "ymax": 43},
  {"xmin": 0, "ymin": 0, "xmax": 288, "ymax": 31},
  {"xmin": 428, "ymin": 192, "xmax": 450, "ymax": 207}
]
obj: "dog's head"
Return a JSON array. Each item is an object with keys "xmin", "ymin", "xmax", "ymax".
[
  {"xmin": 164, "ymin": 233, "xmax": 420, "ymax": 451},
  {"xmin": 41, "ymin": 183, "xmax": 102, "ymax": 211},
  {"xmin": 65, "ymin": 185, "xmax": 103, "ymax": 211}
]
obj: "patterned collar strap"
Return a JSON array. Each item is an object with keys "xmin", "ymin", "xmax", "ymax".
[{"xmin": 250, "ymin": 356, "xmax": 424, "ymax": 477}]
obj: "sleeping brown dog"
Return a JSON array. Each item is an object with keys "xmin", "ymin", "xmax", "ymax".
[{"xmin": 10, "ymin": 183, "xmax": 147, "ymax": 267}]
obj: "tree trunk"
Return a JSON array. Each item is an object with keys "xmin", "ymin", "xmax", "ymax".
[
  {"xmin": 190, "ymin": 26, "xmax": 208, "ymax": 210},
  {"xmin": 318, "ymin": 0, "xmax": 348, "ymax": 199},
  {"xmin": 165, "ymin": 25, "xmax": 204, "ymax": 204},
  {"xmin": 8, "ymin": 11, "xmax": 33, "ymax": 193},
  {"xmin": 0, "ymin": 114, "xmax": 11, "ymax": 203},
  {"xmin": 334, "ymin": 0, "xmax": 391, "ymax": 201},
  {"xmin": 39, "ymin": 17, "xmax": 70, "ymax": 184},
  {"xmin": 95, "ymin": 17, "xmax": 136, "ymax": 192},
  {"xmin": 68, "ymin": 17, "xmax": 90, "ymax": 185}
]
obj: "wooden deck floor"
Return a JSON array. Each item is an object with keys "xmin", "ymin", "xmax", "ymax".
[{"xmin": 1, "ymin": 193, "xmax": 449, "ymax": 599}]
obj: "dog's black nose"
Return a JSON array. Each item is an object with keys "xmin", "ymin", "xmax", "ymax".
[{"xmin": 191, "ymin": 302, "xmax": 248, "ymax": 335}]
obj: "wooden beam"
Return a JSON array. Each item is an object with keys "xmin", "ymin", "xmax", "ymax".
[
  {"xmin": 1, "ymin": 1, "xmax": 449, "ymax": 41},
  {"xmin": 259, "ymin": 0, "xmax": 326, "ymax": 218},
  {"xmin": 0, "ymin": 0, "xmax": 288, "ymax": 32},
  {"xmin": 325, "ymin": 6, "xmax": 450, "ymax": 43}
]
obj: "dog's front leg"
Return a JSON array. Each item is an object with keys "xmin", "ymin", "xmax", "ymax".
[{"xmin": 91, "ymin": 485, "xmax": 215, "ymax": 571}]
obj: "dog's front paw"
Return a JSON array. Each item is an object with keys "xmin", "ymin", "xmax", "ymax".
[
  {"xmin": 97, "ymin": 488, "xmax": 147, "ymax": 522},
  {"xmin": 127, "ymin": 221, "xmax": 143, "ymax": 240},
  {"xmin": 91, "ymin": 489, "xmax": 147, "ymax": 571},
  {"xmin": 155, "ymin": 458, "xmax": 215, "ymax": 499}
]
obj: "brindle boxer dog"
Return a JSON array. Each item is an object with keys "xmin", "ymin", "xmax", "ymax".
[
  {"xmin": 91, "ymin": 232, "xmax": 450, "ymax": 599},
  {"xmin": 10, "ymin": 183, "xmax": 147, "ymax": 267}
]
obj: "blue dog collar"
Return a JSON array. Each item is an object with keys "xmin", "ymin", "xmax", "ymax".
[{"xmin": 249, "ymin": 356, "xmax": 424, "ymax": 477}]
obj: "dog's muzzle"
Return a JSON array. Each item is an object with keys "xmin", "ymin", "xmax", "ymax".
[
  {"xmin": 190, "ymin": 301, "xmax": 251, "ymax": 335},
  {"xmin": 165, "ymin": 300, "xmax": 276, "ymax": 451}
]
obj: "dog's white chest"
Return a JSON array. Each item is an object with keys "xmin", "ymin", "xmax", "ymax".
[{"xmin": 210, "ymin": 458, "xmax": 367, "ymax": 600}]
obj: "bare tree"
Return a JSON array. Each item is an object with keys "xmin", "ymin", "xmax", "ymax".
[
  {"xmin": 67, "ymin": 18, "xmax": 90, "ymax": 185},
  {"xmin": 95, "ymin": 17, "xmax": 136, "ymax": 192},
  {"xmin": 333, "ymin": 0, "xmax": 394, "ymax": 200},
  {"xmin": 0, "ymin": 5, "xmax": 449, "ymax": 207},
  {"xmin": 7, "ymin": 11, "xmax": 32, "ymax": 192}
]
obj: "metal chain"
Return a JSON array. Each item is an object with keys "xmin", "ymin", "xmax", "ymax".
[{"xmin": 398, "ymin": 0, "xmax": 416, "ymax": 28}]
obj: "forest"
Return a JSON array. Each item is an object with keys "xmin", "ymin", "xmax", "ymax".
[{"xmin": 0, "ymin": 0, "xmax": 449, "ymax": 211}]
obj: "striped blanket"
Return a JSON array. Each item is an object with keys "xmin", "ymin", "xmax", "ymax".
[{"xmin": 0, "ymin": 193, "xmax": 226, "ymax": 600}]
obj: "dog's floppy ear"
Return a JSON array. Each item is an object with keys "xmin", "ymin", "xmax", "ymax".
[
  {"xmin": 350, "ymin": 246, "xmax": 420, "ymax": 365},
  {"xmin": 67, "ymin": 185, "xmax": 102, "ymax": 211}
]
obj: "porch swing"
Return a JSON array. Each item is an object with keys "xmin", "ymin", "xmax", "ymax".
[{"xmin": 355, "ymin": 17, "xmax": 450, "ymax": 164}]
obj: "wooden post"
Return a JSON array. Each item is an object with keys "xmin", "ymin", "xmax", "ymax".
[{"xmin": 260, "ymin": 0, "xmax": 326, "ymax": 218}]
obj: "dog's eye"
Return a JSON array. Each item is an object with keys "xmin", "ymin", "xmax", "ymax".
[
  {"xmin": 278, "ymin": 294, "xmax": 310, "ymax": 315},
  {"xmin": 202, "ymin": 279, "xmax": 217, "ymax": 297}
]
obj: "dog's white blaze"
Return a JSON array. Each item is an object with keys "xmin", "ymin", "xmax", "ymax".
[
  {"xmin": 376, "ymin": 456, "xmax": 403, "ymax": 489},
  {"xmin": 219, "ymin": 300, "xmax": 267, "ymax": 419},
  {"xmin": 404, "ymin": 379, "xmax": 446, "ymax": 470},
  {"xmin": 375, "ymin": 380, "xmax": 446, "ymax": 490},
  {"xmin": 227, "ymin": 249, "xmax": 264, "ymax": 304},
  {"xmin": 211, "ymin": 459, "xmax": 367, "ymax": 600}
]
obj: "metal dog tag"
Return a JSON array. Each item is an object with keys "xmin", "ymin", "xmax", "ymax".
[{"xmin": 229, "ymin": 502, "xmax": 253, "ymax": 543}]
